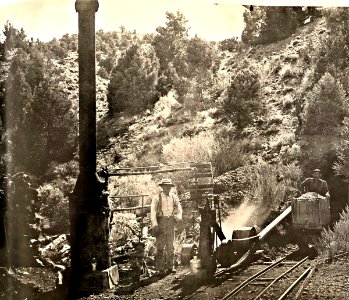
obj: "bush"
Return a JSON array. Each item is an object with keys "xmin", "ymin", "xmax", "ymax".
[
  {"xmin": 334, "ymin": 117, "xmax": 349, "ymax": 178},
  {"xmin": 279, "ymin": 64, "xmax": 295, "ymax": 79},
  {"xmin": 318, "ymin": 206, "xmax": 349, "ymax": 257},
  {"xmin": 225, "ymin": 162, "xmax": 301, "ymax": 228},
  {"xmin": 37, "ymin": 161, "xmax": 78, "ymax": 234},
  {"xmin": 108, "ymin": 175, "xmax": 159, "ymax": 208},
  {"xmin": 302, "ymin": 72, "xmax": 348, "ymax": 135},
  {"xmin": 223, "ymin": 63, "xmax": 261, "ymax": 130},
  {"xmin": 97, "ymin": 66, "xmax": 109, "ymax": 80},
  {"xmin": 37, "ymin": 184, "xmax": 70, "ymax": 233},
  {"xmin": 243, "ymin": 162, "xmax": 301, "ymax": 212},
  {"xmin": 314, "ymin": 8, "xmax": 349, "ymax": 81},
  {"xmin": 107, "ymin": 43, "xmax": 159, "ymax": 115},
  {"xmin": 162, "ymin": 131, "xmax": 215, "ymax": 164},
  {"xmin": 242, "ymin": 7, "xmax": 300, "ymax": 45},
  {"xmin": 212, "ymin": 138, "xmax": 251, "ymax": 176}
]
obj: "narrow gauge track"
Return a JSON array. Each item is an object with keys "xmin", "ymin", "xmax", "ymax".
[
  {"xmin": 219, "ymin": 255, "xmax": 311, "ymax": 300},
  {"xmin": 183, "ymin": 249, "xmax": 314, "ymax": 300}
]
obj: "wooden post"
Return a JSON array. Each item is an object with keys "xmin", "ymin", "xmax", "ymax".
[{"xmin": 69, "ymin": 0, "xmax": 112, "ymax": 296}]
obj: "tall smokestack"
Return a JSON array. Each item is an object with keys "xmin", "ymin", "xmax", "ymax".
[
  {"xmin": 69, "ymin": 0, "xmax": 111, "ymax": 297},
  {"xmin": 75, "ymin": 0, "xmax": 98, "ymax": 176}
]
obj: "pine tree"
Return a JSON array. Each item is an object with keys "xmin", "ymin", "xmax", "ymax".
[
  {"xmin": 223, "ymin": 64, "xmax": 261, "ymax": 130},
  {"xmin": 6, "ymin": 48, "xmax": 76, "ymax": 175},
  {"xmin": 152, "ymin": 11, "xmax": 189, "ymax": 97},
  {"xmin": 303, "ymin": 73, "xmax": 348, "ymax": 135},
  {"xmin": 242, "ymin": 7, "xmax": 302, "ymax": 45},
  {"xmin": 107, "ymin": 43, "xmax": 159, "ymax": 114}
]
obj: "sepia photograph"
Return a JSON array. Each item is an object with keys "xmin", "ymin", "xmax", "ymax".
[{"xmin": 1, "ymin": 0, "xmax": 349, "ymax": 299}]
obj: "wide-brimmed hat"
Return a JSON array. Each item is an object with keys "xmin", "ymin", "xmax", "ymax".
[
  {"xmin": 158, "ymin": 178, "xmax": 175, "ymax": 186},
  {"xmin": 313, "ymin": 169, "xmax": 321, "ymax": 173}
]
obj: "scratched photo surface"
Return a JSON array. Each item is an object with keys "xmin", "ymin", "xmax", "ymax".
[{"xmin": 1, "ymin": 1, "xmax": 349, "ymax": 299}]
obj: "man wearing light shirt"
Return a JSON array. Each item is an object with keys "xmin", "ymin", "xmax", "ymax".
[{"xmin": 151, "ymin": 178, "xmax": 182, "ymax": 275}]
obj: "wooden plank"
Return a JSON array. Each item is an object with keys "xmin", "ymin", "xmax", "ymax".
[
  {"xmin": 109, "ymin": 167, "xmax": 194, "ymax": 176},
  {"xmin": 109, "ymin": 194, "xmax": 149, "ymax": 198},
  {"xmin": 190, "ymin": 163, "xmax": 212, "ymax": 168},
  {"xmin": 111, "ymin": 205, "xmax": 151, "ymax": 212},
  {"xmin": 192, "ymin": 168, "xmax": 212, "ymax": 172},
  {"xmin": 189, "ymin": 191, "xmax": 213, "ymax": 200},
  {"xmin": 188, "ymin": 183, "xmax": 214, "ymax": 189},
  {"xmin": 190, "ymin": 172, "xmax": 213, "ymax": 179},
  {"xmin": 187, "ymin": 187, "xmax": 213, "ymax": 193}
]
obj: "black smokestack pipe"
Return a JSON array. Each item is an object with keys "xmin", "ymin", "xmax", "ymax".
[
  {"xmin": 69, "ymin": 1, "xmax": 111, "ymax": 297},
  {"xmin": 76, "ymin": 0, "xmax": 98, "ymax": 176}
]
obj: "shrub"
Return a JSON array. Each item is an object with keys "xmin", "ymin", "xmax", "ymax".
[
  {"xmin": 37, "ymin": 184, "xmax": 70, "ymax": 233},
  {"xmin": 279, "ymin": 64, "xmax": 295, "ymax": 79},
  {"xmin": 334, "ymin": 117, "xmax": 349, "ymax": 178},
  {"xmin": 318, "ymin": 206, "xmax": 349, "ymax": 257},
  {"xmin": 268, "ymin": 113, "xmax": 283, "ymax": 126},
  {"xmin": 225, "ymin": 162, "xmax": 301, "ymax": 228},
  {"xmin": 280, "ymin": 144, "xmax": 301, "ymax": 164},
  {"xmin": 270, "ymin": 133, "xmax": 296, "ymax": 150},
  {"xmin": 242, "ymin": 7, "xmax": 300, "ymax": 45},
  {"xmin": 302, "ymin": 72, "xmax": 348, "ymax": 135},
  {"xmin": 223, "ymin": 64, "xmax": 261, "ymax": 130},
  {"xmin": 108, "ymin": 175, "xmax": 159, "ymax": 208},
  {"xmin": 162, "ymin": 131, "xmax": 215, "ymax": 164},
  {"xmin": 97, "ymin": 66, "xmax": 109, "ymax": 80},
  {"xmin": 243, "ymin": 162, "xmax": 301, "ymax": 212},
  {"xmin": 107, "ymin": 43, "xmax": 159, "ymax": 115},
  {"xmin": 282, "ymin": 95, "xmax": 294, "ymax": 110},
  {"xmin": 314, "ymin": 8, "xmax": 349, "ymax": 81},
  {"xmin": 212, "ymin": 138, "xmax": 251, "ymax": 176},
  {"xmin": 37, "ymin": 161, "xmax": 78, "ymax": 233}
]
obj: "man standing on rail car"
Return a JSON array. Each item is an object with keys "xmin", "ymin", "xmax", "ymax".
[
  {"xmin": 300, "ymin": 168, "xmax": 330, "ymax": 199},
  {"xmin": 151, "ymin": 178, "xmax": 182, "ymax": 275}
]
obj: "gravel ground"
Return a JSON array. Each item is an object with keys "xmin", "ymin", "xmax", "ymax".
[{"xmin": 2, "ymin": 255, "xmax": 349, "ymax": 299}]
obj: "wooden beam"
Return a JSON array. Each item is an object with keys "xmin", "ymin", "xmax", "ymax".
[
  {"xmin": 108, "ymin": 167, "xmax": 194, "ymax": 176},
  {"xmin": 109, "ymin": 194, "xmax": 149, "ymax": 198},
  {"xmin": 111, "ymin": 205, "xmax": 151, "ymax": 212}
]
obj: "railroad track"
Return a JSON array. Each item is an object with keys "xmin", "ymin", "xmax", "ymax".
[
  {"xmin": 183, "ymin": 248, "xmax": 316, "ymax": 300},
  {"xmin": 218, "ymin": 254, "xmax": 313, "ymax": 300}
]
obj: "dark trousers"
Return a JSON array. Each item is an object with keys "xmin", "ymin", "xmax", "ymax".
[{"xmin": 155, "ymin": 216, "xmax": 175, "ymax": 271}]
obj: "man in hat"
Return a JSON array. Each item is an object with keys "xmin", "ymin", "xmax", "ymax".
[
  {"xmin": 300, "ymin": 169, "xmax": 330, "ymax": 199},
  {"xmin": 150, "ymin": 178, "xmax": 182, "ymax": 274}
]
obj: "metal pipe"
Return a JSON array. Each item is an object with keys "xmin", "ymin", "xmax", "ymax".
[
  {"xmin": 258, "ymin": 206, "xmax": 292, "ymax": 240},
  {"xmin": 215, "ymin": 206, "xmax": 292, "ymax": 276}
]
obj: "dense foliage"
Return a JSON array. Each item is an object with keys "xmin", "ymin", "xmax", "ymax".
[
  {"xmin": 302, "ymin": 73, "xmax": 348, "ymax": 136},
  {"xmin": 242, "ymin": 7, "xmax": 316, "ymax": 45},
  {"xmin": 107, "ymin": 43, "xmax": 160, "ymax": 114},
  {"xmin": 223, "ymin": 62, "xmax": 261, "ymax": 130}
]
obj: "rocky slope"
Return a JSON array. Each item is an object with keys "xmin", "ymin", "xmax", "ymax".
[{"xmin": 95, "ymin": 19, "xmax": 327, "ymax": 171}]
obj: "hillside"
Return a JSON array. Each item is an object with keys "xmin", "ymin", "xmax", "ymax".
[
  {"xmin": 93, "ymin": 18, "xmax": 327, "ymax": 195},
  {"xmin": 4, "ymin": 8, "xmax": 349, "ymax": 299}
]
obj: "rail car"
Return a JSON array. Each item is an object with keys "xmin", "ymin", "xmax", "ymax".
[
  {"xmin": 290, "ymin": 192, "xmax": 331, "ymax": 250},
  {"xmin": 291, "ymin": 192, "xmax": 331, "ymax": 230},
  {"xmin": 187, "ymin": 192, "xmax": 331, "ymax": 277}
]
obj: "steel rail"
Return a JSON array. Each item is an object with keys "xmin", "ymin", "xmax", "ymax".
[
  {"xmin": 220, "ymin": 255, "xmax": 287, "ymax": 300},
  {"xmin": 278, "ymin": 267, "xmax": 311, "ymax": 300},
  {"xmin": 253, "ymin": 256, "xmax": 309, "ymax": 300},
  {"xmin": 293, "ymin": 265, "xmax": 316, "ymax": 300}
]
